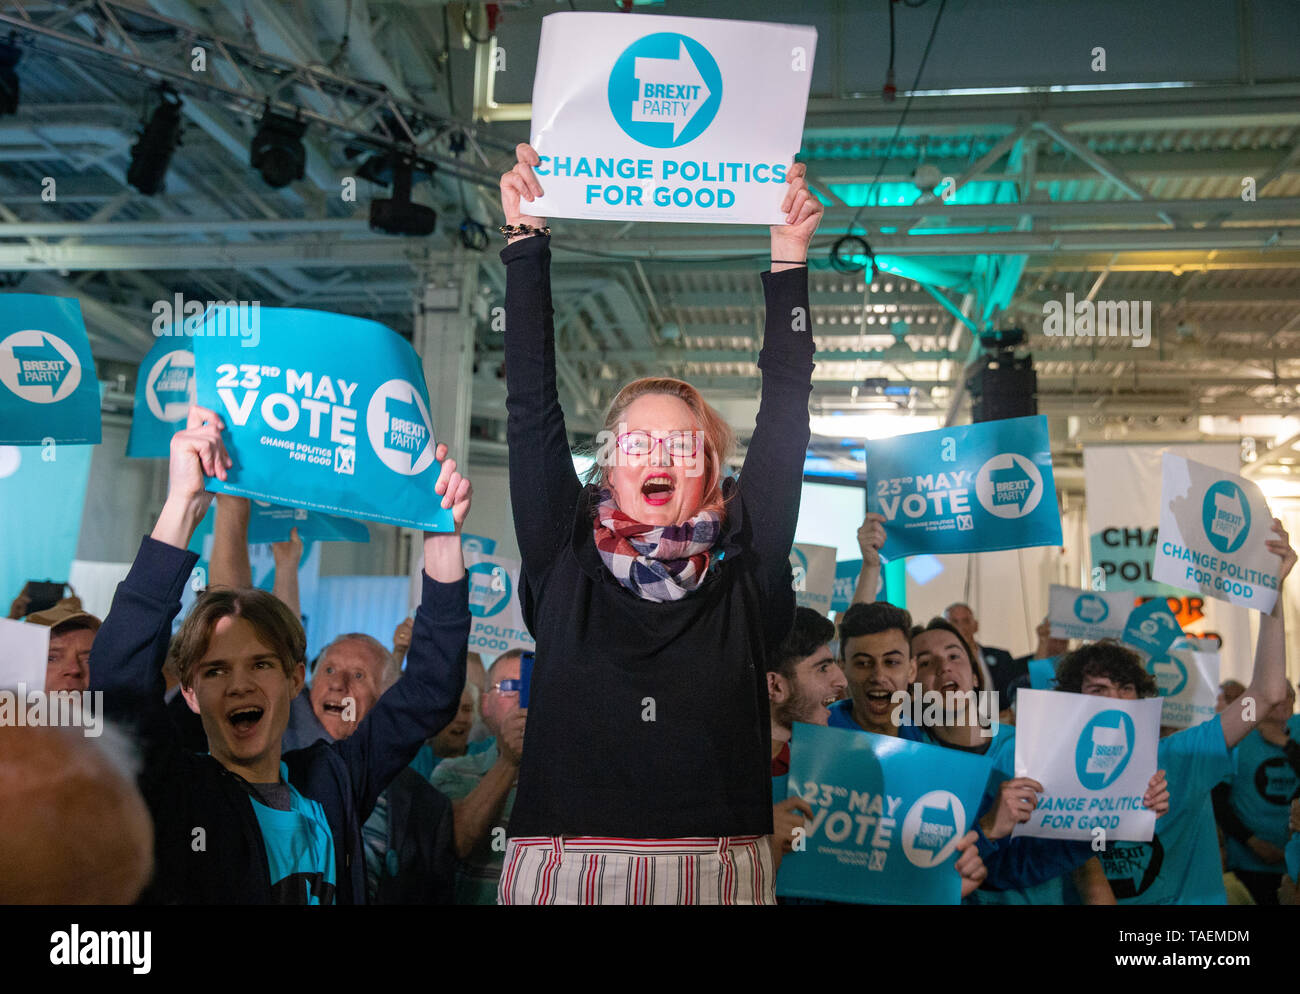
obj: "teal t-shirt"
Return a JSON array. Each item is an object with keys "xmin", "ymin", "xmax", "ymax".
[
  {"xmin": 248, "ymin": 762, "xmax": 337, "ymax": 905},
  {"xmin": 1098, "ymin": 715, "xmax": 1231, "ymax": 905},
  {"xmin": 1224, "ymin": 728, "xmax": 1299, "ymax": 872}
]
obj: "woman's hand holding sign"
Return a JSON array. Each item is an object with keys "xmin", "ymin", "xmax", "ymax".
[
  {"xmin": 151, "ymin": 405, "xmax": 232, "ymax": 551},
  {"xmin": 501, "ymin": 143, "xmax": 547, "ymax": 240},
  {"xmin": 423, "ymin": 443, "xmax": 472, "ymax": 584},
  {"xmin": 770, "ymin": 162, "xmax": 823, "ymax": 270}
]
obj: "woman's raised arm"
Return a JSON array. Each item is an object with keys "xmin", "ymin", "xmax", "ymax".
[
  {"xmin": 738, "ymin": 163, "xmax": 823, "ymax": 595},
  {"xmin": 501, "ymin": 144, "xmax": 582, "ymax": 571}
]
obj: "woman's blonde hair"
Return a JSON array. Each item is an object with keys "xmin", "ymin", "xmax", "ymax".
[{"xmin": 586, "ymin": 377, "xmax": 735, "ymax": 517}]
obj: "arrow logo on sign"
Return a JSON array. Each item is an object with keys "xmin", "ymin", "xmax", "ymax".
[
  {"xmin": 153, "ymin": 353, "xmax": 193, "ymax": 406},
  {"xmin": 632, "ymin": 40, "xmax": 711, "ymax": 141},
  {"xmin": 384, "ymin": 394, "xmax": 430, "ymax": 471},
  {"xmin": 13, "ymin": 335, "xmax": 71, "ymax": 394},
  {"xmin": 989, "ymin": 463, "xmax": 1036, "ymax": 513},
  {"xmin": 914, "ymin": 798, "xmax": 957, "ymax": 857}
]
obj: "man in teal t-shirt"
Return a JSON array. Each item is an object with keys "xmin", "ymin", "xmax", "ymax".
[{"xmin": 1215, "ymin": 684, "xmax": 1299, "ymax": 904}]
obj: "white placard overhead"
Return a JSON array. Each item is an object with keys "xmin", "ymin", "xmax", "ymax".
[
  {"xmin": 1146, "ymin": 645, "xmax": 1219, "ymax": 730},
  {"xmin": 526, "ymin": 12, "xmax": 817, "ymax": 224},
  {"xmin": 1012, "ymin": 689, "xmax": 1162, "ymax": 843},
  {"xmin": 1047, "ymin": 584, "xmax": 1133, "ymax": 642},
  {"xmin": 0, "ymin": 617, "xmax": 49, "ymax": 691},
  {"xmin": 1152, "ymin": 454, "xmax": 1282, "ymax": 614},
  {"xmin": 464, "ymin": 550, "xmax": 536, "ymax": 658}
]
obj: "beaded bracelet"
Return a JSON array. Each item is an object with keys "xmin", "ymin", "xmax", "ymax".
[{"xmin": 499, "ymin": 223, "xmax": 551, "ymax": 238}]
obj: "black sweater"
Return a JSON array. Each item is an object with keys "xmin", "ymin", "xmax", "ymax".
[
  {"xmin": 89, "ymin": 536, "xmax": 468, "ymax": 904},
  {"xmin": 501, "ymin": 236, "xmax": 813, "ymax": 838}
]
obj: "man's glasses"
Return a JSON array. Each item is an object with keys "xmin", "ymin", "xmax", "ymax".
[
  {"xmin": 488, "ymin": 679, "xmax": 523, "ymax": 695},
  {"xmin": 615, "ymin": 430, "xmax": 700, "ymax": 458}
]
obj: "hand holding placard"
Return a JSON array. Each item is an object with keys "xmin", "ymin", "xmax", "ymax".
[
  {"xmin": 501, "ymin": 143, "xmax": 547, "ymax": 235},
  {"xmin": 152, "ymin": 405, "xmax": 232, "ymax": 551},
  {"xmin": 423, "ymin": 443, "xmax": 471, "ymax": 584},
  {"xmin": 770, "ymin": 162, "xmax": 823, "ymax": 264}
]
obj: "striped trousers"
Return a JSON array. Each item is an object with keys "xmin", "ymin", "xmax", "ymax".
[{"xmin": 497, "ymin": 835, "xmax": 777, "ymax": 906}]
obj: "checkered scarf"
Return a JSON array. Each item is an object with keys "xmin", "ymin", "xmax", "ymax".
[{"xmin": 592, "ymin": 488, "xmax": 721, "ymax": 602}]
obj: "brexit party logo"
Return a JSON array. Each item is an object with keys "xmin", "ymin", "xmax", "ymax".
[
  {"xmin": 608, "ymin": 33, "xmax": 723, "ymax": 148},
  {"xmin": 1256, "ymin": 757, "xmax": 1299, "ymax": 804},
  {"xmin": 0, "ymin": 330, "xmax": 82, "ymax": 404},
  {"xmin": 900, "ymin": 790, "xmax": 964, "ymax": 869},
  {"xmin": 1074, "ymin": 710, "xmax": 1135, "ymax": 790},
  {"xmin": 365, "ymin": 379, "xmax": 435, "ymax": 476},
  {"xmin": 1122, "ymin": 599, "xmax": 1182, "ymax": 657},
  {"xmin": 1145, "ymin": 654, "xmax": 1188, "ymax": 697},
  {"xmin": 1073, "ymin": 593, "xmax": 1110, "ymax": 625},
  {"xmin": 974, "ymin": 452, "xmax": 1045, "ymax": 519},
  {"xmin": 467, "ymin": 562, "xmax": 512, "ymax": 618},
  {"xmin": 1201, "ymin": 480, "xmax": 1250, "ymax": 554},
  {"xmin": 1100, "ymin": 837, "xmax": 1163, "ymax": 899},
  {"xmin": 144, "ymin": 349, "xmax": 195, "ymax": 422}
]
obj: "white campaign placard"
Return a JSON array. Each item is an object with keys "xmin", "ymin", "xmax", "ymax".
[
  {"xmin": 1146, "ymin": 644, "xmax": 1219, "ymax": 730},
  {"xmin": 1012, "ymin": 689, "xmax": 1161, "ymax": 842},
  {"xmin": 464, "ymin": 550, "xmax": 535, "ymax": 657},
  {"xmin": 526, "ymin": 12, "xmax": 816, "ymax": 224},
  {"xmin": 1152, "ymin": 454, "xmax": 1282, "ymax": 613},
  {"xmin": 0, "ymin": 617, "xmax": 49, "ymax": 690},
  {"xmin": 789, "ymin": 543, "xmax": 836, "ymax": 614},
  {"xmin": 1047, "ymin": 584, "xmax": 1133, "ymax": 642}
]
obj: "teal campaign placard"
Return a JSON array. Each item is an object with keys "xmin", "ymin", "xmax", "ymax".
[
  {"xmin": 0, "ymin": 295, "xmax": 101, "ymax": 445},
  {"xmin": 0, "ymin": 443, "xmax": 94, "ymax": 611},
  {"xmin": 193, "ymin": 306, "xmax": 453, "ymax": 532},
  {"xmin": 1121, "ymin": 598, "xmax": 1184, "ymax": 658},
  {"xmin": 246, "ymin": 501, "xmax": 370, "ymax": 545},
  {"xmin": 776, "ymin": 723, "xmax": 991, "ymax": 905},
  {"xmin": 867, "ymin": 416, "xmax": 1062, "ymax": 561},
  {"xmin": 126, "ymin": 332, "xmax": 193, "ymax": 458},
  {"xmin": 831, "ymin": 559, "xmax": 862, "ymax": 612}
]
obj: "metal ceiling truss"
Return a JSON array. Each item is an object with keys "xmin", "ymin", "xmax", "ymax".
[{"xmin": 0, "ymin": 0, "xmax": 512, "ymax": 189}]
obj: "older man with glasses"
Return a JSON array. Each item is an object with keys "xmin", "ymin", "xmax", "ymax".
[{"xmin": 429, "ymin": 648, "xmax": 527, "ymax": 904}]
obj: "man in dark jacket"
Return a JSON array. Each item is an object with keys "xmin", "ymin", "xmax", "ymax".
[
  {"xmin": 90, "ymin": 405, "xmax": 471, "ymax": 904},
  {"xmin": 286, "ymin": 632, "xmax": 457, "ymax": 904}
]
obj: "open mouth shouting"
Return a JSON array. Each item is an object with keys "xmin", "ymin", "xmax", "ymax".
[
  {"xmin": 864, "ymin": 687, "xmax": 895, "ymax": 714},
  {"xmin": 226, "ymin": 705, "xmax": 266, "ymax": 740},
  {"xmin": 640, "ymin": 474, "xmax": 676, "ymax": 506}
]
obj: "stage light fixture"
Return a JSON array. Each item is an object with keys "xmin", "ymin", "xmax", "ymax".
[
  {"xmin": 127, "ymin": 88, "xmax": 184, "ymax": 196},
  {"xmin": 250, "ymin": 110, "xmax": 307, "ymax": 188},
  {"xmin": 370, "ymin": 158, "xmax": 437, "ymax": 237}
]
